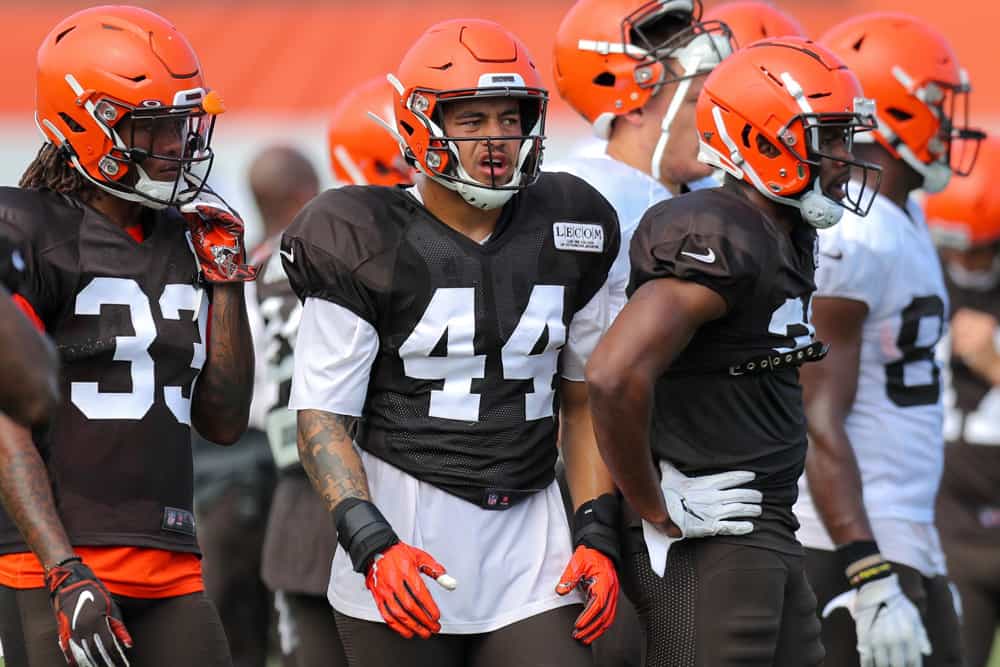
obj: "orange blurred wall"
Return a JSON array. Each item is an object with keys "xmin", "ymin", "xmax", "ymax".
[{"xmin": 1, "ymin": 0, "xmax": 998, "ymax": 127}]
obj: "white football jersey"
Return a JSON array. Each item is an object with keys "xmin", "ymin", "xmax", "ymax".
[
  {"xmin": 546, "ymin": 153, "xmax": 672, "ymax": 316},
  {"xmin": 796, "ymin": 192, "xmax": 949, "ymax": 552}
]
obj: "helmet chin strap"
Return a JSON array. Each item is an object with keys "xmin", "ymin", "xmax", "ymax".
[
  {"xmin": 946, "ymin": 256, "xmax": 1000, "ymax": 291},
  {"xmin": 871, "ymin": 121, "xmax": 952, "ymax": 193},
  {"xmin": 650, "ymin": 31, "xmax": 732, "ymax": 183}
]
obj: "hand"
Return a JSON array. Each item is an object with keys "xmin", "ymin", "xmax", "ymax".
[
  {"xmin": 45, "ymin": 558, "xmax": 133, "ymax": 667},
  {"xmin": 951, "ymin": 308, "xmax": 1000, "ymax": 381},
  {"xmin": 366, "ymin": 542, "xmax": 457, "ymax": 640},
  {"xmin": 181, "ymin": 192, "xmax": 257, "ymax": 283},
  {"xmin": 660, "ymin": 465, "xmax": 763, "ymax": 539},
  {"xmin": 555, "ymin": 545, "xmax": 619, "ymax": 645},
  {"xmin": 822, "ymin": 573, "xmax": 932, "ymax": 667}
]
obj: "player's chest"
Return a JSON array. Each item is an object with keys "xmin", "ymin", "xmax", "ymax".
[{"xmin": 384, "ymin": 223, "xmax": 600, "ymax": 343}]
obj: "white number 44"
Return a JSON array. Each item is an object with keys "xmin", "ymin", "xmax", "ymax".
[{"xmin": 399, "ymin": 285, "xmax": 565, "ymax": 422}]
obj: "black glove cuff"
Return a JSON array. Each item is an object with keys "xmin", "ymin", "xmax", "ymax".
[
  {"xmin": 572, "ymin": 493, "xmax": 621, "ymax": 568},
  {"xmin": 333, "ymin": 498, "xmax": 399, "ymax": 574},
  {"xmin": 836, "ymin": 540, "xmax": 893, "ymax": 588}
]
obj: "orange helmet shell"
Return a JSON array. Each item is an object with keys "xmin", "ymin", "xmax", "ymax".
[
  {"xmin": 35, "ymin": 6, "xmax": 219, "ymax": 207},
  {"xmin": 387, "ymin": 19, "xmax": 548, "ymax": 210},
  {"xmin": 703, "ymin": 2, "xmax": 806, "ymax": 48},
  {"xmin": 820, "ymin": 13, "xmax": 981, "ymax": 181},
  {"xmin": 926, "ymin": 135, "xmax": 1000, "ymax": 249},
  {"xmin": 328, "ymin": 78, "xmax": 412, "ymax": 186},
  {"xmin": 698, "ymin": 38, "xmax": 864, "ymax": 196}
]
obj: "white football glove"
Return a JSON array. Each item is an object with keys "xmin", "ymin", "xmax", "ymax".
[
  {"xmin": 823, "ymin": 573, "xmax": 932, "ymax": 667},
  {"xmin": 642, "ymin": 462, "xmax": 763, "ymax": 576}
]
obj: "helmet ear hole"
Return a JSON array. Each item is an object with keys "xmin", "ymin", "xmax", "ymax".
[
  {"xmin": 756, "ymin": 133, "xmax": 781, "ymax": 158},
  {"xmin": 592, "ymin": 72, "xmax": 616, "ymax": 87}
]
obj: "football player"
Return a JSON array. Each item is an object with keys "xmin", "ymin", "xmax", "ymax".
[
  {"xmin": 282, "ymin": 18, "xmax": 622, "ymax": 666},
  {"xmin": 795, "ymin": 13, "xmax": 984, "ymax": 667},
  {"xmin": 702, "ymin": 1, "xmax": 806, "ymax": 48},
  {"xmin": 250, "ymin": 144, "xmax": 339, "ymax": 667},
  {"xmin": 550, "ymin": 3, "xmax": 748, "ymax": 665},
  {"xmin": 0, "ymin": 237, "xmax": 59, "ymax": 429},
  {"xmin": 586, "ymin": 37, "xmax": 882, "ymax": 665},
  {"xmin": 926, "ymin": 136, "xmax": 1000, "ymax": 667},
  {"xmin": 0, "ymin": 7, "xmax": 255, "ymax": 667}
]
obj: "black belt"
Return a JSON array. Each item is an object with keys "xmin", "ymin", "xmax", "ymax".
[{"xmin": 727, "ymin": 341, "xmax": 829, "ymax": 376}]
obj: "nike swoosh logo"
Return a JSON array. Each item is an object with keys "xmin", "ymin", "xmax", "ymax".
[
  {"xmin": 72, "ymin": 590, "xmax": 95, "ymax": 630},
  {"xmin": 681, "ymin": 249, "xmax": 716, "ymax": 264},
  {"xmin": 680, "ymin": 497, "xmax": 705, "ymax": 521},
  {"xmin": 821, "ymin": 251, "xmax": 843, "ymax": 260},
  {"xmin": 279, "ymin": 247, "xmax": 295, "ymax": 264}
]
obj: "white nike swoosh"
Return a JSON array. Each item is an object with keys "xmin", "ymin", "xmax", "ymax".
[
  {"xmin": 72, "ymin": 590, "xmax": 95, "ymax": 630},
  {"xmin": 279, "ymin": 247, "xmax": 294, "ymax": 264},
  {"xmin": 681, "ymin": 248, "xmax": 716, "ymax": 263}
]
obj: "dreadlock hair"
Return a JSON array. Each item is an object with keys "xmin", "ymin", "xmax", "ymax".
[{"xmin": 19, "ymin": 143, "xmax": 97, "ymax": 203}]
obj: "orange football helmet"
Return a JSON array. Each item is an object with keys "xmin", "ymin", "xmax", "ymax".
[
  {"xmin": 926, "ymin": 135, "xmax": 1000, "ymax": 249},
  {"xmin": 698, "ymin": 38, "xmax": 881, "ymax": 228},
  {"xmin": 553, "ymin": 0, "xmax": 733, "ymax": 179},
  {"xmin": 35, "ymin": 6, "xmax": 223, "ymax": 209},
  {"xmin": 821, "ymin": 13, "xmax": 985, "ymax": 193},
  {"xmin": 328, "ymin": 78, "xmax": 412, "ymax": 186},
  {"xmin": 703, "ymin": 2, "xmax": 806, "ymax": 47},
  {"xmin": 371, "ymin": 19, "xmax": 546, "ymax": 210}
]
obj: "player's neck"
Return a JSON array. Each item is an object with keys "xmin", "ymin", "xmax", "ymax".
[
  {"xmin": 855, "ymin": 144, "xmax": 920, "ymax": 212},
  {"xmin": 88, "ymin": 190, "xmax": 145, "ymax": 230},
  {"xmin": 416, "ymin": 176, "xmax": 503, "ymax": 243},
  {"xmin": 726, "ymin": 179, "xmax": 797, "ymax": 236}
]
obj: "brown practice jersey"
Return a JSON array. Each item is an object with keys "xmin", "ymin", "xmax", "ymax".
[
  {"xmin": 0, "ymin": 187, "xmax": 207, "ymax": 553},
  {"xmin": 281, "ymin": 174, "xmax": 619, "ymax": 507},
  {"xmin": 939, "ymin": 272, "xmax": 1000, "ymax": 541},
  {"xmin": 630, "ymin": 187, "xmax": 819, "ymax": 553}
]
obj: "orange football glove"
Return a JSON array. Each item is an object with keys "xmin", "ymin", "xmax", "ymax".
[
  {"xmin": 556, "ymin": 545, "xmax": 620, "ymax": 645},
  {"xmin": 181, "ymin": 193, "xmax": 256, "ymax": 283},
  {"xmin": 366, "ymin": 542, "xmax": 457, "ymax": 640}
]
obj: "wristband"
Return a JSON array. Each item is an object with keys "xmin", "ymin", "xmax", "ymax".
[
  {"xmin": 837, "ymin": 540, "xmax": 893, "ymax": 589},
  {"xmin": 572, "ymin": 494, "xmax": 621, "ymax": 568},
  {"xmin": 333, "ymin": 498, "xmax": 399, "ymax": 574}
]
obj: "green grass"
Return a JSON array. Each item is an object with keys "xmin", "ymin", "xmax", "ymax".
[{"xmin": 990, "ymin": 630, "xmax": 1000, "ymax": 667}]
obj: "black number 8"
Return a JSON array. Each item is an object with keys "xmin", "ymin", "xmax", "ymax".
[{"xmin": 886, "ymin": 295, "xmax": 945, "ymax": 407}]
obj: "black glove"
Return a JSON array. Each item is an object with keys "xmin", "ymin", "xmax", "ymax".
[{"xmin": 45, "ymin": 557, "xmax": 133, "ymax": 667}]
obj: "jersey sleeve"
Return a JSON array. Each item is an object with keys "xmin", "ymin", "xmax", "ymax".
[
  {"xmin": 288, "ymin": 297, "xmax": 379, "ymax": 416},
  {"xmin": 280, "ymin": 187, "xmax": 394, "ymax": 325},
  {"xmin": 0, "ymin": 189, "xmax": 63, "ymax": 324},
  {"xmin": 562, "ymin": 276, "xmax": 612, "ymax": 381},
  {"xmin": 628, "ymin": 195, "xmax": 760, "ymax": 309},
  {"xmin": 813, "ymin": 215, "xmax": 887, "ymax": 311}
]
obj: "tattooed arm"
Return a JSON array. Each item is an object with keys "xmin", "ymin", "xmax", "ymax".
[
  {"xmin": 0, "ymin": 415, "xmax": 74, "ymax": 568},
  {"xmin": 296, "ymin": 409, "xmax": 369, "ymax": 512},
  {"xmin": 192, "ymin": 283, "xmax": 255, "ymax": 445},
  {"xmin": 0, "ymin": 289, "xmax": 59, "ymax": 428}
]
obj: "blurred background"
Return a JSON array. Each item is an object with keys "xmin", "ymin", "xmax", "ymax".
[{"xmin": 1, "ymin": 0, "xmax": 998, "ymax": 246}]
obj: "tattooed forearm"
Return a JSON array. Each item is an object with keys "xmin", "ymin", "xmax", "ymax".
[
  {"xmin": 297, "ymin": 409, "xmax": 369, "ymax": 513},
  {"xmin": 0, "ymin": 415, "xmax": 74, "ymax": 569},
  {"xmin": 192, "ymin": 283, "xmax": 254, "ymax": 444}
]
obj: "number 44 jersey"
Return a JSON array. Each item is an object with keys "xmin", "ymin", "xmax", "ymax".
[
  {"xmin": 281, "ymin": 174, "xmax": 619, "ymax": 506},
  {"xmin": 796, "ymin": 192, "xmax": 949, "ymax": 546}
]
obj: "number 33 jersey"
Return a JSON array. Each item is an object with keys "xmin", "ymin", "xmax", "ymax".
[
  {"xmin": 281, "ymin": 173, "xmax": 619, "ymax": 505},
  {"xmin": 0, "ymin": 187, "xmax": 207, "ymax": 553},
  {"xmin": 796, "ymin": 192, "xmax": 948, "ymax": 539}
]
